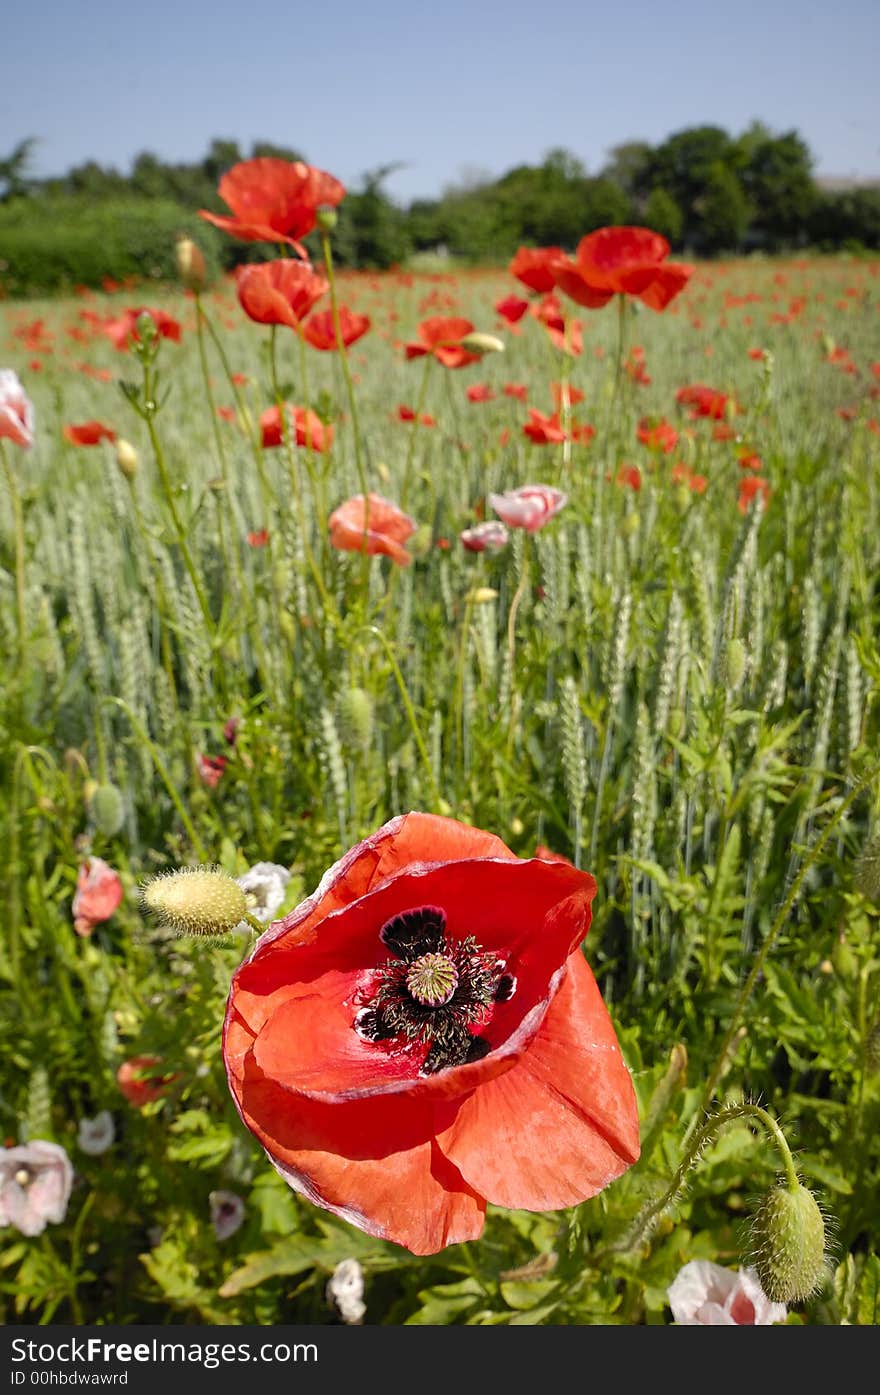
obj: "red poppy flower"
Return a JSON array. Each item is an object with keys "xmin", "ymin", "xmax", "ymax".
[
  {"xmin": 509, "ymin": 246, "xmax": 564, "ymax": 295},
  {"xmin": 495, "ymin": 294, "xmax": 530, "ymax": 324},
  {"xmin": 671, "ymin": 461, "xmax": 707, "ymax": 494},
  {"xmin": 637, "ymin": 417, "xmax": 678, "ymax": 453},
  {"xmin": 404, "ymin": 317, "xmax": 480, "ymax": 369},
  {"xmin": 247, "ymin": 529, "xmax": 270, "ymax": 547},
  {"xmin": 72, "ymin": 857, "xmax": 123, "ymax": 937},
  {"xmin": 199, "ymin": 158, "xmax": 346, "ymax": 256},
  {"xmin": 223, "ymin": 813, "xmax": 639, "ymax": 1254},
  {"xmin": 675, "ymin": 384, "xmax": 732, "ymax": 420},
  {"xmin": 302, "ymin": 306, "xmax": 371, "ymax": 351},
  {"xmin": 504, "ymin": 383, "xmax": 528, "ymax": 401},
  {"xmin": 738, "ymin": 476, "xmax": 771, "ymax": 513},
  {"xmin": 236, "ymin": 261, "xmax": 329, "ymax": 331},
  {"xmin": 551, "ymin": 227, "xmax": 693, "ymax": 312},
  {"xmin": 260, "ymin": 405, "xmax": 333, "ymax": 453},
  {"xmin": 466, "ymin": 383, "xmax": 495, "ymax": 403},
  {"xmin": 100, "ymin": 307, "xmax": 182, "ymax": 350},
  {"xmin": 550, "ymin": 382, "xmax": 585, "ymax": 408},
  {"xmin": 116, "ymin": 1056, "xmax": 176, "ymax": 1109},
  {"xmin": 63, "ymin": 421, "xmax": 117, "ymax": 446},
  {"xmin": 523, "ymin": 408, "xmax": 567, "ymax": 445},
  {"xmin": 197, "ymin": 753, "xmax": 228, "ymax": 788},
  {"xmin": 615, "ymin": 464, "xmax": 642, "ymax": 492},
  {"xmin": 529, "ymin": 295, "xmax": 583, "ymax": 355},
  {"xmin": 396, "ymin": 405, "xmax": 436, "ymax": 427},
  {"xmin": 328, "ymin": 494, "xmax": 417, "ymax": 567}
]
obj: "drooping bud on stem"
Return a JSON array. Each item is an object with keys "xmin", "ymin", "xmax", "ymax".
[
  {"xmin": 140, "ymin": 866, "xmax": 249, "ymax": 937},
  {"xmin": 176, "ymin": 235, "xmax": 208, "ymax": 292},
  {"xmin": 115, "ymin": 439, "xmax": 139, "ymax": 480},
  {"xmin": 748, "ymin": 1180, "xmax": 827, "ymax": 1304}
]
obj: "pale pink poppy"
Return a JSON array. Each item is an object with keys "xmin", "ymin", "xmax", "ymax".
[
  {"xmin": 72, "ymin": 857, "xmax": 123, "ymax": 936},
  {"xmin": 667, "ymin": 1261, "xmax": 788, "ymax": 1325},
  {"xmin": 460, "ymin": 520, "xmax": 510, "ymax": 553},
  {"xmin": 0, "ymin": 1141, "xmax": 74, "ymax": 1237},
  {"xmin": 328, "ymin": 493, "xmax": 417, "ymax": 567},
  {"xmin": 0, "ymin": 370, "xmax": 35, "ymax": 449},
  {"xmin": 488, "ymin": 484, "xmax": 567, "ymax": 533}
]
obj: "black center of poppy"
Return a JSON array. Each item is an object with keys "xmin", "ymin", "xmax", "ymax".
[{"xmin": 353, "ymin": 905, "xmax": 516, "ymax": 1074}]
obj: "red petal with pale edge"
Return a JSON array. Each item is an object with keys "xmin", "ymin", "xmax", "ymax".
[
  {"xmin": 232, "ymin": 1058, "xmax": 485, "ymax": 1254},
  {"xmin": 435, "ymin": 951, "xmax": 640, "ymax": 1210}
]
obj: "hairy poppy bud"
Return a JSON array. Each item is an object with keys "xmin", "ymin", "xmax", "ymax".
[
  {"xmin": 748, "ymin": 1181, "xmax": 827, "ymax": 1303},
  {"xmin": 140, "ymin": 866, "xmax": 248, "ymax": 937},
  {"xmin": 115, "ymin": 439, "xmax": 138, "ymax": 479},
  {"xmin": 90, "ymin": 783, "xmax": 125, "ymax": 838},
  {"xmin": 459, "ymin": 331, "xmax": 505, "ymax": 356},
  {"xmin": 176, "ymin": 235, "xmax": 207, "ymax": 292}
]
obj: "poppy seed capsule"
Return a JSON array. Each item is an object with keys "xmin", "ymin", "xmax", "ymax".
[
  {"xmin": 140, "ymin": 867, "xmax": 247, "ymax": 937},
  {"xmin": 749, "ymin": 1182, "xmax": 827, "ymax": 1304},
  {"xmin": 90, "ymin": 783, "xmax": 125, "ymax": 838},
  {"xmin": 315, "ymin": 207, "xmax": 338, "ymax": 233}
]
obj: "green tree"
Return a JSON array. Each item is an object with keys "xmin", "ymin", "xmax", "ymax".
[
  {"xmin": 0, "ymin": 138, "xmax": 37, "ymax": 201},
  {"xmin": 643, "ymin": 187, "xmax": 683, "ymax": 246},
  {"xmin": 696, "ymin": 162, "xmax": 751, "ymax": 252},
  {"xmin": 736, "ymin": 127, "xmax": 816, "ymax": 248}
]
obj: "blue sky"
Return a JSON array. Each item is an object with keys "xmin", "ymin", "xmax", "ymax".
[{"xmin": 3, "ymin": 0, "xmax": 877, "ymax": 203}]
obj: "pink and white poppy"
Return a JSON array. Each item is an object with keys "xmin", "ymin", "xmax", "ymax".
[
  {"xmin": 460, "ymin": 521, "xmax": 510, "ymax": 553},
  {"xmin": 667, "ymin": 1260, "xmax": 788, "ymax": 1325},
  {"xmin": 488, "ymin": 485, "xmax": 567, "ymax": 533},
  {"xmin": 72, "ymin": 857, "xmax": 123, "ymax": 937},
  {"xmin": 0, "ymin": 370, "xmax": 35, "ymax": 449},
  {"xmin": 0, "ymin": 1141, "xmax": 74, "ymax": 1237}
]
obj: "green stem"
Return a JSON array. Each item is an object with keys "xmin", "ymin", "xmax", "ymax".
[
  {"xmin": 356, "ymin": 625, "xmax": 442, "ymax": 810},
  {"xmin": 1, "ymin": 441, "xmax": 27, "ymax": 664},
  {"xmin": 194, "ymin": 294, "xmax": 230, "ymax": 487},
  {"xmin": 105, "ymin": 697, "xmax": 208, "ymax": 860},
  {"xmin": 401, "ymin": 356, "xmax": 432, "ymax": 509}
]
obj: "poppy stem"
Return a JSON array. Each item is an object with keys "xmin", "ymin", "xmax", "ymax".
[
  {"xmin": 505, "ymin": 540, "xmax": 530, "ymax": 756},
  {"xmin": 355, "ymin": 626, "xmax": 443, "ymax": 811},
  {"xmin": 401, "ymin": 356, "xmax": 432, "ymax": 509},
  {"xmin": 104, "ymin": 697, "xmax": 208, "ymax": 861},
  {"xmin": 194, "ymin": 294, "xmax": 230, "ymax": 489},
  {"xmin": 0, "ymin": 441, "xmax": 27, "ymax": 668}
]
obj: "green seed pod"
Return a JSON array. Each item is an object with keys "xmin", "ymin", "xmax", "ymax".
[
  {"xmin": 140, "ymin": 867, "xmax": 247, "ymax": 937},
  {"xmin": 749, "ymin": 1182, "xmax": 827, "ymax": 1303},
  {"xmin": 337, "ymin": 687, "xmax": 374, "ymax": 754},
  {"xmin": 90, "ymin": 783, "xmax": 125, "ymax": 838}
]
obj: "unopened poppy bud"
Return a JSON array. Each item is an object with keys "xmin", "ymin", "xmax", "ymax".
[
  {"xmin": 722, "ymin": 636, "xmax": 747, "ymax": 690},
  {"xmin": 140, "ymin": 866, "xmax": 248, "ymax": 938},
  {"xmin": 337, "ymin": 687, "xmax": 374, "ymax": 753},
  {"xmin": 749, "ymin": 1181, "xmax": 827, "ymax": 1303},
  {"xmin": 459, "ymin": 332, "xmax": 505, "ymax": 356},
  {"xmin": 83, "ymin": 778, "xmax": 99, "ymax": 806},
  {"xmin": 854, "ymin": 833, "xmax": 880, "ymax": 901},
  {"xmin": 316, "ymin": 207, "xmax": 338, "ymax": 233},
  {"xmin": 176, "ymin": 236, "xmax": 207, "ymax": 292},
  {"xmin": 90, "ymin": 783, "xmax": 125, "ymax": 838},
  {"xmin": 621, "ymin": 512, "xmax": 640, "ymax": 537},
  {"xmin": 467, "ymin": 587, "xmax": 498, "ymax": 605},
  {"xmin": 375, "ymin": 461, "xmax": 391, "ymax": 484},
  {"xmin": 115, "ymin": 439, "xmax": 138, "ymax": 479},
  {"xmin": 674, "ymin": 484, "xmax": 692, "ymax": 513},
  {"xmin": 407, "ymin": 523, "xmax": 432, "ymax": 559},
  {"xmin": 830, "ymin": 932, "xmax": 858, "ymax": 979},
  {"xmin": 135, "ymin": 311, "xmax": 157, "ymax": 344}
]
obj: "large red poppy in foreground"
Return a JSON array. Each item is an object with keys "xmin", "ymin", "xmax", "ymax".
[
  {"xmin": 223, "ymin": 813, "xmax": 640, "ymax": 1254},
  {"xmin": 551, "ymin": 226, "xmax": 694, "ymax": 312},
  {"xmin": 199, "ymin": 158, "xmax": 346, "ymax": 254}
]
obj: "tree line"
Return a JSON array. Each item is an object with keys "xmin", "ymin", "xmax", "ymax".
[{"xmin": 0, "ymin": 124, "xmax": 877, "ymax": 290}]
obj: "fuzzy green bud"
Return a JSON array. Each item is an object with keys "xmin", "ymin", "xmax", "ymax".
[
  {"xmin": 140, "ymin": 866, "xmax": 248, "ymax": 937},
  {"xmin": 90, "ymin": 783, "xmax": 125, "ymax": 838},
  {"xmin": 749, "ymin": 1181, "xmax": 827, "ymax": 1303},
  {"xmin": 337, "ymin": 687, "xmax": 374, "ymax": 753}
]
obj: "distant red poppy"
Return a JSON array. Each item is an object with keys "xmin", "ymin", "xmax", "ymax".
[
  {"xmin": 63, "ymin": 421, "xmax": 117, "ymax": 446},
  {"xmin": 260, "ymin": 404, "xmax": 333, "ymax": 453},
  {"xmin": 509, "ymin": 246, "xmax": 564, "ymax": 295},
  {"xmin": 504, "ymin": 383, "xmax": 528, "ymax": 401},
  {"xmin": 552, "ymin": 227, "xmax": 693, "ymax": 312},
  {"xmin": 72, "ymin": 857, "xmax": 123, "ymax": 937},
  {"xmin": 738, "ymin": 476, "xmax": 771, "ymax": 513},
  {"xmin": 637, "ymin": 417, "xmax": 678, "ymax": 453},
  {"xmin": 615, "ymin": 464, "xmax": 642, "ymax": 491},
  {"xmin": 737, "ymin": 450, "xmax": 763, "ymax": 472},
  {"xmin": 197, "ymin": 754, "xmax": 228, "ymax": 788},
  {"xmin": 670, "ymin": 461, "xmax": 708, "ymax": 494},
  {"xmin": 396, "ymin": 405, "xmax": 436, "ymax": 427},
  {"xmin": 302, "ymin": 306, "xmax": 371, "ymax": 351},
  {"xmin": 466, "ymin": 383, "xmax": 495, "ymax": 403},
  {"xmin": 116, "ymin": 1056, "xmax": 176, "ymax": 1109},
  {"xmin": 404, "ymin": 317, "xmax": 480, "ymax": 369},
  {"xmin": 523, "ymin": 409, "xmax": 567, "ymax": 445},
  {"xmin": 199, "ymin": 158, "xmax": 346, "ymax": 255},
  {"xmin": 101, "ymin": 307, "xmax": 182, "ymax": 350},
  {"xmin": 675, "ymin": 384, "xmax": 732, "ymax": 420},
  {"xmin": 495, "ymin": 294, "xmax": 530, "ymax": 323},
  {"xmin": 236, "ymin": 261, "xmax": 328, "ymax": 331},
  {"xmin": 550, "ymin": 382, "xmax": 585, "ymax": 408},
  {"xmin": 247, "ymin": 529, "xmax": 270, "ymax": 547},
  {"xmin": 529, "ymin": 296, "xmax": 583, "ymax": 355},
  {"xmin": 328, "ymin": 493, "xmax": 417, "ymax": 567}
]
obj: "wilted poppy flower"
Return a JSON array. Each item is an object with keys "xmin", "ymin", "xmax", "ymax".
[
  {"xmin": 209, "ymin": 1189, "xmax": 246, "ymax": 1240},
  {"xmin": 460, "ymin": 520, "xmax": 509, "ymax": 553},
  {"xmin": 260, "ymin": 404, "xmax": 333, "ymax": 453},
  {"xmin": 116, "ymin": 1055, "xmax": 176, "ymax": 1108},
  {"xmin": 329, "ymin": 494, "xmax": 417, "ymax": 567},
  {"xmin": 303, "ymin": 306, "xmax": 371, "ymax": 351},
  {"xmin": 0, "ymin": 370, "xmax": 35, "ymax": 449},
  {"xmin": 509, "ymin": 246, "xmax": 564, "ymax": 295},
  {"xmin": 223, "ymin": 812, "xmax": 639, "ymax": 1254},
  {"xmin": 199, "ymin": 158, "xmax": 346, "ymax": 255},
  {"xmin": 197, "ymin": 753, "xmax": 228, "ymax": 788},
  {"xmin": 667, "ymin": 1261, "xmax": 787, "ymax": 1326},
  {"xmin": 236, "ymin": 260, "xmax": 329, "ymax": 331},
  {"xmin": 72, "ymin": 857, "xmax": 123, "ymax": 936},
  {"xmin": 0, "ymin": 1141, "xmax": 74, "ymax": 1237},
  {"xmin": 63, "ymin": 421, "xmax": 117, "ymax": 447},
  {"xmin": 489, "ymin": 485, "xmax": 567, "ymax": 532},
  {"xmin": 404, "ymin": 317, "xmax": 480, "ymax": 369},
  {"xmin": 551, "ymin": 227, "xmax": 694, "ymax": 312},
  {"xmin": 77, "ymin": 1111, "xmax": 115, "ymax": 1156}
]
